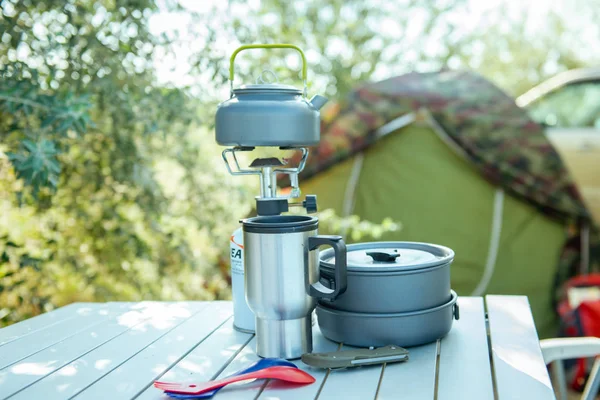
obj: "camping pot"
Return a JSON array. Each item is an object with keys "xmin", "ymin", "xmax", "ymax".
[
  {"xmin": 318, "ymin": 242, "xmax": 454, "ymax": 313},
  {"xmin": 241, "ymin": 215, "xmax": 347, "ymax": 359},
  {"xmin": 215, "ymin": 44, "xmax": 328, "ymax": 147},
  {"xmin": 316, "ymin": 290, "xmax": 460, "ymax": 348}
]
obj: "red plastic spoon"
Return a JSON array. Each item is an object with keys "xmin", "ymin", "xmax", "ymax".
[{"xmin": 154, "ymin": 366, "xmax": 315, "ymax": 395}]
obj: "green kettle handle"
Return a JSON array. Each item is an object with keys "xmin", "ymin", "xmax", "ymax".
[{"xmin": 229, "ymin": 44, "xmax": 308, "ymax": 97}]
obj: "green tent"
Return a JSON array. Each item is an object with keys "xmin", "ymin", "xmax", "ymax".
[{"xmin": 287, "ymin": 71, "xmax": 593, "ymax": 339}]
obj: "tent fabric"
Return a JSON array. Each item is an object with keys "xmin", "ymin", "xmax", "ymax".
[
  {"xmin": 304, "ymin": 124, "xmax": 565, "ymax": 338},
  {"xmin": 291, "ymin": 70, "xmax": 590, "ymax": 222}
]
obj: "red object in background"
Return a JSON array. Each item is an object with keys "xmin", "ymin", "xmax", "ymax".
[
  {"xmin": 557, "ymin": 273, "xmax": 600, "ymax": 391},
  {"xmin": 578, "ymin": 301, "xmax": 600, "ymax": 338}
]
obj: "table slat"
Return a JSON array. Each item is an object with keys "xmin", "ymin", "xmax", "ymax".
[
  {"xmin": 315, "ymin": 343, "xmax": 383, "ymax": 400},
  {"xmin": 135, "ymin": 319, "xmax": 253, "ymax": 400},
  {"xmin": 0, "ymin": 303, "xmax": 119, "ymax": 370},
  {"xmin": 486, "ymin": 295, "xmax": 555, "ymax": 400},
  {"xmin": 0, "ymin": 303, "xmax": 94, "ymax": 347},
  {"xmin": 376, "ymin": 341, "xmax": 438, "ymax": 400},
  {"xmin": 9, "ymin": 302, "xmax": 207, "ymax": 400},
  {"xmin": 437, "ymin": 297, "xmax": 495, "ymax": 400},
  {"xmin": 76, "ymin": 302, "xmax": 232, "ymax": 399},
  {"xmin": 0, "ymin": 303, "xmax": 152, "ymax": 398},
  {"xmin": 206, "ymin": 336, "xmax": 265, "ymax": 400},
  {"xmin": 206, "ymin": 319, "xmax": 335, "ymax": 400},
  {"xmin": 258, "ymin": 323, "xmax": 339, "ymax": 400}
]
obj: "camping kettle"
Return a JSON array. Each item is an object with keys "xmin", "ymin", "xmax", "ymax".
[{"xmin": 215, "ymin": 44, "xmax": 328, "ymax": 147}]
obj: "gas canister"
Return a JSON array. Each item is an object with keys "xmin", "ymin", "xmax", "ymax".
[{"xmin": 230, "ymin": 227, "xmax": 255, "ymax": 332}]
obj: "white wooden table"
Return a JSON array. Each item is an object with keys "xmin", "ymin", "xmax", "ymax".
[{"xmin": 0, "ymin": 296, "xmax": 555, "ymax": 399}]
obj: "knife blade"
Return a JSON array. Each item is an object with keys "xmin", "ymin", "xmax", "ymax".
[{"xmin": 301, "ymin": 345, "xmax": 409, "ymax": 369}]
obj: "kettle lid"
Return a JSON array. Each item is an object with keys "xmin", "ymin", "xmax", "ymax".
[{"xmin": 233, "ymin": 83, "xmax": 302, "ymax": 95}]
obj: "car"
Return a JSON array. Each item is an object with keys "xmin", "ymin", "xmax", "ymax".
[{"xmin": 517, "ymin": 67, "xmax": 600, "ymax": 224}]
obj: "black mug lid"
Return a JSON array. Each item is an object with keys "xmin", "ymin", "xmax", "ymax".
[{"xmin": 241, "ymin": 215, "xmax": 318, "ymax": 234}]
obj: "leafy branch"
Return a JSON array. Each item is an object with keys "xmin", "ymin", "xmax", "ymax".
[
  {"xmin": 0, "ymin": 66, "xmax": 92, "ymax": 195},
  {"xmin": 7, "ymin": 139, "xmax": 61, "ymax": 195}
]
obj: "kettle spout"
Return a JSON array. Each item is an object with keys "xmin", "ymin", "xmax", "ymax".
[{"xmin": 309, "ymin": 94, "xmax": 328, "ymax": 110}]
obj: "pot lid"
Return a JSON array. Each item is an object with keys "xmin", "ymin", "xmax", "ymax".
[
  {"xmin": 321, "ymin": 241, "xmax": 454, "ymax": 273},
  {"xmin": 233, "ymin": 83, "xmax": 302, "ymax": 95}
]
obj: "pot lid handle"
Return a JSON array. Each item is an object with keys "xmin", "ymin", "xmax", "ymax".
[
  {"xmin": 229, "ymin": 44, "xmax": 308, "ymax": 98},
  {"xmin": 366, "ymin": 251, "xmax": 400, "ymax": 262}
]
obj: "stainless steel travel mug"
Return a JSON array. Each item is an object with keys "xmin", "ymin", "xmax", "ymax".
[{"xmin": 242, "ymin": 215, "xmax": 347, "ymax": 359}]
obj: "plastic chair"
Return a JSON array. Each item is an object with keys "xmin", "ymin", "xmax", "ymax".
[{"xmin": 541, "ymin": 337, "xmax": 600, "ymax": 400}]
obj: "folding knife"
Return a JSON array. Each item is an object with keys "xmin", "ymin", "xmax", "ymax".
[{"xmin": 301, "ymin": 345, "xmax": 409, "ymax": 369}]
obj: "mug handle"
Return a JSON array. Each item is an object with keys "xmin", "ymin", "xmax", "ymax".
[{"xmin": 308, "ymin": 235, "xmax": 347, "ymax": 301}]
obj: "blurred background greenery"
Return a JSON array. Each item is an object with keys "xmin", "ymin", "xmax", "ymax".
[{"xmin": 1, "ymin": 0, "xmax": 599, "ymax": 326}]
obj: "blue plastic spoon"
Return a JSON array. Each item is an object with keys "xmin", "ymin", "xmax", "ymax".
[{"xmin": 164, "ymin": 358, "xmax": 298, "ymax": 399}]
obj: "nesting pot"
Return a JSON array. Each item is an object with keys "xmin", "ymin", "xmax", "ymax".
[
  {"xmin": 316, "ymin": 290, "xmax": 460, "ymax": 348},
  {"xmin": 318, "ymin": 242, "xmax": 454, "ymax": 313}
]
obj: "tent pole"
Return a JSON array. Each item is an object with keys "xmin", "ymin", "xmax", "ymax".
[
  {"xmin": 581, "ymin": 222, "xmax": 590, "ymax": 275},
  {"xmin": 471, "ymin": 188, "xmax": 505, "ymax": 296},
  {"xmin": 375, "ymin": 113, "xmax": 416, "ymax": 139},
  {"xmin": 340, "ymin": 153, "xmax": 365, "ymax": 239}
]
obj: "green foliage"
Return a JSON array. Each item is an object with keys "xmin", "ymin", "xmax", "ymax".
[
  {"xmin": 316, "ymin": 209, "xmax": 401, "ymax": 242},
  {"xmin": 7, "ymin": 139, "xmax": 61, "ymax": 192},
  {"xmin": 0, "ymin": 0, "xmax": 236, "ymax": 325},
  {"xmin": 0, "ymin": 63, "xmax": 92, "ymax": 194}
]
